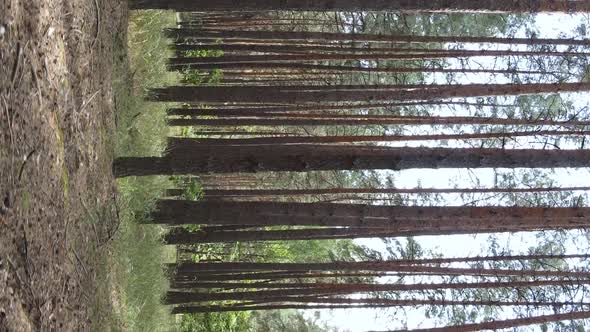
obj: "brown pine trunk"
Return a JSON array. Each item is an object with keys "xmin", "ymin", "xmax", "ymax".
[
  {"xmin": 164, "ymin": 29, "xmax": 590, "ymax": 47},
  {"xmin": 154, "ymin": 201, "xmax": 590, "ymax": 225},
  {"xmin": 171, "ymin": 299, "xmax": 590, "ymax": 314},
  {"xmin": 166, "ymin": 102, "xmax": 459, "ymax": 116},
  {"xmin": 194, "ymin": 131, "xmax": 298, "ymax": 136},
  {"xmin": 114, "ymin": 146, "xmax": 590, "ymax": 176},
  {"xmin": 132, "ymin": 0, "xmax": 590, "ymax": 13},
  {"xmin": 163, "ymin": 279, "xmax": 586, "ymax": 304},
  {"xmin": 169, "ymin": 267, "xmax": 590, "ymax": 281},
  {"xmin": 201, "ymin": 186, "xmax": 590, "ymax": 197},
  {"xmin": 167, "ymin": 62, "xmax": 548, "ymax": 74},
  {"xmin": 172, "ymin": 271, "xmax": 385, "ymax": 282},
  {"xmin": 168, "ymin": 49, "xmax": 557, "ymax": 66},
  {"xmin": 197, "ymin": 23, "xmax": 336, "ymax": 30},
  {"xmin": 166, "ymin": 117, "xmax": 590, "ymax": 127},
  {"xmin": 150, "ymin": 82, "xmax": 590, "ymax": 104},
  {"xmin": 170, "ymin": 304, "xmax": 428, "ymax": 314},
  {"xmin": 163, "ymin": 227, "xmax": 544, "ymax": 243},
  {"xmin": 390, "ymin": 310, "xmax": 590, "ymax": 332},
  {"xmin": 212, "ymin": 66, "xmax": 546, "ymax": 81},
  {"xmin": 279, "ymin": 297, "xmax": 590, "ymax": 307},
  {"xmin": 184, "ymin": 18, "xmax": 335, "ymax": 27},
  {"xmin": 170, "ymin": 260, "xmax": 590, "ymax": 278},
  {"xmin": 164, "ymin": 130, "xmax": 590, "ymax": 145},
  {"xmin": 173, "ymin": 43, "xmax": 588, "ymax": 58},
  {"xmin": 168, "ymin": 48, "xmax": 581, "ymax": 69}
]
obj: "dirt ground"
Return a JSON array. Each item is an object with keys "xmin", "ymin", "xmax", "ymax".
[{"xmin": 0, "ymin": 0, "xmax": 127, "ymax": 330}]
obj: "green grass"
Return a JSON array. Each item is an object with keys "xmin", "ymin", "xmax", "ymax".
[
  {"xmin": 115, "ymin": 10, "xmax": 178, "ymax": 158},
  {"xmin": 94, "ymin": 9, "xmax": 180, "ymax": 332}
]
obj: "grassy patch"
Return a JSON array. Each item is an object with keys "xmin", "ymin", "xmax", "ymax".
[
  {"xmin": 108, "ymin": 219, "xmax": 176, "ymax": 331},
  {"xmin": 115, "ymin": 10, "xmax": 178, "ymax": 158},
  {"xmin": 95, "ymin": 9, "xmax": 179, "ymax": 332}
]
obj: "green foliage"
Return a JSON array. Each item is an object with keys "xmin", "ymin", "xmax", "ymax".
[
  {"xmin": 177, "ymin": 238, "xmax": 368, "ymax": 331},
  {"xmin": 184, "ymin": 49, "xmax": 224, "ymax": 58},
  {"xmin": 180, "ymin": 49, "xmax": 224, "ymax": 86},
  {"xmin": 169, "ymin": 176, "xmax": 204, "ymax": 232},
  {"xmin": 180, "ymin": 309, "xmax": 338, "ymax": 332},
  {"xmin": 180, "ymin": 312, "xmax": 252, "ymax": 332},
  {"xmin": 182, "ymin": 68, "xmax": 223, "ymax": 86},
  {"xmin": 251, "ymin": 310, "xmax": 336, "ymax": 332},
  {"xmin": 182, "ymin": 180, "xmax": 204, "ymax": 201},
  {"xmin": 170, "ymin": 176, "xmax": 204, "ymax": 201}
]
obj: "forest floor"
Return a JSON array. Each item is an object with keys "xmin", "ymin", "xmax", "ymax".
[{"xmin": 0, "ymin": 1, "xmax": 177, "ymax": 331}]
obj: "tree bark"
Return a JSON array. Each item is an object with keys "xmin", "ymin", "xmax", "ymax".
[
  {"xmin": 166, "ymin": 101, "xmax": 469, "ymax": 116},
  {"xmin": 170, "ymin": 260, "xmax": 590, "ymax": 277},
  {"xmin": 168, "ymin": 47, "xmax": 583, "ymax": 68},
  {"xmin": 172, "ymin": 271, "xmax": 386, "ymax": 282},
  {"xmin": 386, "ymin": 310, "xmax": 590, "ymax": 332},
  {"xmin": 155, "ymin": 200, "xmax": 590, "ymax": 222},
  {"xmin": 150, "ymin": 82, "xmax": 590, "ymax": 104},
  {"xmin": 170, "ymin": 61, "xmax": 545, "ymax": 75},
  {"xmin": 173, "ymin": 43, "xmax": 588, "ymax": 57},
  {"xmin": 166, "ymin": 117, "xmax": 590, "ymax": 127},
  {"xmin": 114, "ymin": 145, "xmax": 590, "ymax": 177},
  {"xmin": 164, "ymin": 29, "xmax": 590, "ymax": 47},
  {"xmin": 171, "ymin": 299, "xmax": 590, "ymax": 314},
  {"xmin": 163, "ymin": 279, "xmax": 586, "ymax": 304},
  {"xmin": 163, "ymin": 226, "xmax": 562, "ymax": 243},
  {"xmin": 170, "ymin": 267, "xmax": 590, "ymax": 281},
  {"xmin": 164, "ymin": 130, "xmax": 590, "ymax": 145},
  {"xmin": 131, "ymin": 0, "xmax": 590, "ymax": 13},
  {"xmin": 200, "ymin": 186, "xmax": 590, "ymax": 197}
]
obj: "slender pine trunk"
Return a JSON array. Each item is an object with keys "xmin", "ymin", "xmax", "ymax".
[
  {"xmin": 164, "ymin": 29, "xmax": 590, "ymax": 47},
  {"xmin": 150, "ymin": 82, "xmax": 590, "ymax": 104},
  {"xmin": 199, "ymin": 186, "xmax": 590, "ymax": 196},
  {"xmin": 163, "ymin": 130, "xmax": 590, "ymax": 145},
  {"xmin": 387, "ymin": 310, "xmax": 590, "ymax": 332},
  {"xmin": 115, "ymin": 146, "xmax": 590, "ymax": 176},
  {"xmin": 163, "ymin": 279, "xmax": 586, "ymax": 304},
  {"xmin": 132, "ymin": 0, "xmax": 590, "ymax": 13}
]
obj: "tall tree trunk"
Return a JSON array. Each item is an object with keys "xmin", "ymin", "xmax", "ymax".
[
  {"xmin": 163, "ymin": 226, "xmax": 556, "ymax": 243},
  {"xmin": 171, "ymin": 253, "xmax": 590, "ymax": 281},
  {"xmin": 166, "ymin": 61, "xmax": 549, "ymax": 73},
  {"xmin": 166, "ymin": 101, "xmax": 465, "ymax": 116},
  {"xmin": 168, "ymin": 48, "xmax": 571, "ymax": 68},
  {"xmin": 114, "ymin": 145, "xmax": 590, "ymax": 176},
  {"xmin": 166, "ymin": 117, "xmax": 590, "ymax": 127},
  {"xmin": 164, "ymin": 29, "xmax": 590, "ymax": 47},
  {"xmin": 388, "ymin": 310, "xmax": 590, "ymax": 332},
  {"xmin": 171, "ymin": 298, "xmax": 590, "ymax": 314},
  {"xmin": 193, "ymin": 131, "xmax": 298, "ymax": 136},
  {"xmin": 199, "ymin": 186, "xmax": 590, "ymax": 197},
  {"xmin": 131, "ymin": 0, "xmax": 590, "ymax": 13},
  {"xmin": 172, "ymin": 271, "xmax": 386, "ymax": 282},
  {"xmin": 164, "ymin": 130, "xmax": 590, "ymax": 145},
  {"xmin": 173, "ymin": 43, "xmax": 588, "ymax": 57},
  {"xmin": 163, "ymin": 279, "xmax": 586, "ymax": 304},
  {"xmin": 150, "ymin": 82, "xmax": 590, "ymax": 104},
  {"xmin": 170, "ymin": 260, "xmax": 590, "ymax": 276},
  {"xmin": 152, "ymin": 200, "xmax": 590, "ymax": 228},
  {"xmin": 168, "ymin": 47, "xmax": 583, "ymax": 68},
  {"xmin": 169, "ymin": 267, "xmax": 590, "ymax": 280}
]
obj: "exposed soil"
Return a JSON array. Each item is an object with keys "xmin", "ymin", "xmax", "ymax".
[{"xmin": 0, "ymin": 0, "xmax": 127, "ymax": 330}]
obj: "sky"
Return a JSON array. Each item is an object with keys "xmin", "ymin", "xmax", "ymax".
[{"xmin": 308, "ymin": 12, "xmax": 590, "ymax": 332}]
